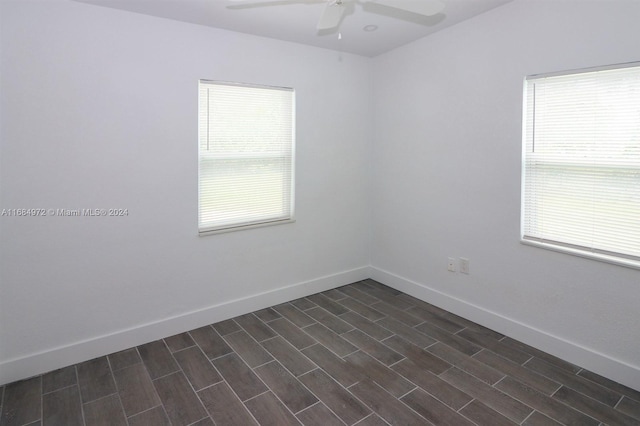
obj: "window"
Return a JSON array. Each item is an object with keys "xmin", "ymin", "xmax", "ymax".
[
  {"xmin": 198, "ymin": 80, "xmax": 295, "ymax": 234},
  {"xmin": 522, "ymin": 63, "xmax": 640, "ymax": 268}
]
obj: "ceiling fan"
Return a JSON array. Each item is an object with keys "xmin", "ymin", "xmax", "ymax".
[{"xmin": 228, "ymin": 0, "xmax": 446, "ymax": 31}]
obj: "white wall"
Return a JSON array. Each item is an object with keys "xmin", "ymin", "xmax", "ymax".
[
  {"xmin": 0, "ymin": 0, "xmax": 371, "ymax": 384},
  {"xmin": 371, "ymin": 0, "xmax": 640, "ymax": 390}
]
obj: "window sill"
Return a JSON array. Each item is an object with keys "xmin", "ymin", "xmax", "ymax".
[
  {"xmin": 521, "ymin": 238, "xmax": 640, "ymax": 270},
  {"xmin": 199, "ymin": 218, "xmax": 295, "ymax": 236}
]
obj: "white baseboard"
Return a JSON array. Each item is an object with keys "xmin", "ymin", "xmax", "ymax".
[
  {"xmin": 0, "ymin": 266, "xmax": 370, "ymax": 386},
  {"xmin": 370, "ymin": 266, "xmax": 640, "ymax": 392},
  {"xmin": 5, "ymin": 264, "xmax": 638, "ymax": 392}
]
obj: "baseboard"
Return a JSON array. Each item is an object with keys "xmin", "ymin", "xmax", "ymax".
[
  {"xmin": 370, "ymin": 266, "xmax": 640, "ymax": 392},
  {"xmin": 0, "ymin": 265, "xmax": 371, "ymax": 386},
  {"xmin": 6, "ymin": 264, "xmax": 637, "ymax": 392}
]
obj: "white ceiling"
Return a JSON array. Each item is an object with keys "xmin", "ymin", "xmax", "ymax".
[{"xmin": 75, "ymin": 0, "xmax": 513, "ymax": 57}]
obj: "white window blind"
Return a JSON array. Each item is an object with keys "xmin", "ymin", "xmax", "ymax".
[
  {"xmin": 198, "ymin": 80, "xmax": 295, "ymax": 234},
  {"xmin": 522, "ymin": 63, "xmax": 640, "ymax": 268}
]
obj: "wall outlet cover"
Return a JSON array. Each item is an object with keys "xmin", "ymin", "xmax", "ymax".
[
  {"xmin": 448, "ymin": 257, "xmax": 456, "ymax": 272},
  {"xmin": 460, "ymin": 257, "xmax": 469, "ymax": 275}
]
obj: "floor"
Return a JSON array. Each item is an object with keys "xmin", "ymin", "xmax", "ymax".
[{"xmin": 1, "ymin": 280, "xmax": 640, "ymax": 426}]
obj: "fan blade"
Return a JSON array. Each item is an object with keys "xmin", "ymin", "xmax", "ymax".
[
  {"xmin": 227, "ymin": 0, "xmax": 323, "ymax": 9},
  {"xmin": 372, "ymin": 0, "xmax": 444, "ymax": 16},
  {"xmin": 317, "ymin": 1, "xmax": 346, "ymax": 30}
]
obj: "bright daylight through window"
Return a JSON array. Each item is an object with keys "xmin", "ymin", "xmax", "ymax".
[
  {"xmin": 198, "ymin": 80, "xmax": 295, "ymax": 234},
  {"xmin": 522, "ymin": 63, "xmax": 640, "ymax": 268}
]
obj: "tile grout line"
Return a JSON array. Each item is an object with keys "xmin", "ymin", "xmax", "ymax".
[
  {"xmin": 396, "ymin": 385, "xmax": 418, "ymax": 401},
  {"xmin": 281, "ymin": 371, "xmax": 328, "ymax": 419},
  {"xmin": 210, "ymin": 338, "xmax": 288, "ymax": 424},
  {"xmin": 75, "ymin": 365, "xmax": 87, "ymax": 426},
  {"xmin": 125, "ymin": 403, "xmax": 164, "ymax": 421},
  {"xmin": 41, "ymin": 381, "xmax": 80, "ymax": 396},
  {"xmin": 167, "ymin": 334, "xmax": 221, "ymax": 424},
  {"xmin": 493, "ymin": 374, "xmax": 606, "ymax": 426},
  {"xmin": 555, "ymin": 386, "xmax": 637, "ymax": 425},
  {"xmin": 523, "ymin": 357, "xmax": 625, "ymax": 409},
  {"xmin": 105, "ymin": 353, "xmax": 131, "ymax": 426},
  {"xmin": 265, "ymin": 316, "xmax": 320, "ymax": 351},
  {"xmin": 353, "ymin": 413, "xmax": 391, "ymax": 425},
  {"xmin": 290, "ymin": 366, "xmax": 354, "ymax": 424},
  {"xmin": 406, "ymin": 364, "xmax": 474, "ymax": 414},
  {"xmin": 455, "ymin": 397, "xmax": 476, "ymax": 414},
  {"xmin": 613, "ymin": 394, "xmax": 624, "ymax": 409},
  {"xmin": 242, "ymin": 388, "xmax": 271, "ymax": 404},
  {"xmin": 519, "ymin": 409, "xmax": 537, "ymax": 425},
  {"xmin": 185, "ymin": 417, "xmax": 209, "ymax": 426},
  {"xmin": 39, "ymin": 375, "xmax": 43, "ymax": 426},
  {"xmin": 207, "ymin": 371, "xmax": 261, "ymax": 425}
]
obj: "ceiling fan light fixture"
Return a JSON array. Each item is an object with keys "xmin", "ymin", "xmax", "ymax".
[{"xmin": 230, "ymin": 0, "xmax": 446, "ymax": 32}]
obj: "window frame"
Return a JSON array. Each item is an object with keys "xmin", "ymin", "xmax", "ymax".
[
  {"xmin": 520, "ymin": 62, "xmax": 640, "ymax": 269},
  {"xmin": 198, "ymin": 80, "xmax": 296, "ymax": 236}
]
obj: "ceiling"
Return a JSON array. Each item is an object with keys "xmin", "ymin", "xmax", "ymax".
[{"xmin": 75, "ymin": 0, "xmax": 513, "ymax": 57}]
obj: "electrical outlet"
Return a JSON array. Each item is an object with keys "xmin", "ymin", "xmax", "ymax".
[
  {"xmin": 460, "ymin": 257, "xmax": 469, "ymax": 275},
  {"xmin": 447, "ymin": 257, "xmax": 456, "ymax": 272}
]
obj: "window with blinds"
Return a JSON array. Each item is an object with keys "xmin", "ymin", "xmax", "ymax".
[
  {"xmin": 522, "ymin": 63, "xmax": 640, "ymax": 268},
  {"xmin": 198, "ymin": 80, "xmax": 295, "ymax": 234}
]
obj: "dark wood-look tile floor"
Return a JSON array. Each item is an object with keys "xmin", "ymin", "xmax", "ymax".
[{"xmin": 2, "ymin": 279, "xmax": 640, "ymax": 426}]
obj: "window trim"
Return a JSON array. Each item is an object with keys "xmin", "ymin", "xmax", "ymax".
[
  {"xmin": 520, "ymin": 62, "xmax": 640, "ymax": 270},
  {"xmin": 198, "ymin": 217, "xmax": 296, "ymax": 236},
  {"xmin": 520, "ymin": 239, "xmax": 640, "ymax": 270},
  {"xmin": 198, "ymin": 80, "xmax": 296, "ymax": 236}
]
